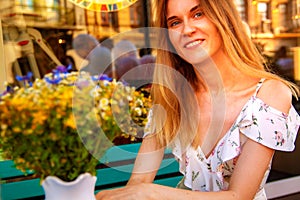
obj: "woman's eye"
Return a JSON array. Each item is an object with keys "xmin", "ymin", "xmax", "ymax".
[
  {"xmin": 194, "ymin": 12, "xmax": 203, "ymax": 18},
  {"xmin": 168, "ymin": 21, "xmax": 180, "ymax": 28}
]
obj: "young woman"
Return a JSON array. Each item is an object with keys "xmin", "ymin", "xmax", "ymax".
[{"xmin": 96, "ymin": 0, "xmax": 300, "ymax": 199}]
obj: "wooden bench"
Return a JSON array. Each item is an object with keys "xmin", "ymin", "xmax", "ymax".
[{"xmin": 0, "ymin": 143, "xmax": 183, "ymax": 200}]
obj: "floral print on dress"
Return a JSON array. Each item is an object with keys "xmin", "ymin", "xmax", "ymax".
[
  {"xmin": 171, "ymin": 79, "xmax": 300, "ymax": 199},
  {"xmin": 143, "ymin": 79, "xmax": 300, "ymax": 199},
  {"xmin": 274, "ymin": 131, "xmax": 285, "ymax": 146},
  {"xmin": 241, "ymin": 96, "xmax": 299, "ymax": 151}
]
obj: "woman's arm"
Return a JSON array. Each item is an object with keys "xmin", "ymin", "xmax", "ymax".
[
  {"xmin": 95, "ymin": 132, "xmax": 274, "ymax": 200},
  {"xmin": 127, "ymin": 135, "xmax": 165, "ymax": 185},
  {"xmin": 96, "ymin": 80, "xmax": 293, "ymax": 200},
  {"xmin": 95, "ymin": 134, "xmax": 165, "ymax": 199}
]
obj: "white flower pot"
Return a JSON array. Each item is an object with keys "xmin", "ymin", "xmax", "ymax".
[{"xmin": 42, "ymin": 173, "xmax": 97, "ymax": 200}]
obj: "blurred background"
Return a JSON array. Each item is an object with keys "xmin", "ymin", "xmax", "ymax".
[{"xmin": 3, "ymin": 0, "xmax": 300, "ymax": 84}]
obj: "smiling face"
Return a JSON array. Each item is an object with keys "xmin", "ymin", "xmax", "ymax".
[{"xmin": 166, "ymin": 0, "xmax": 224, "ymax": 65}]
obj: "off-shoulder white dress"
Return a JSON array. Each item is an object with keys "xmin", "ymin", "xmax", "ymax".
[{"xmin": 144, "ymin": 79, "xmax": 300, "ymax": 199}]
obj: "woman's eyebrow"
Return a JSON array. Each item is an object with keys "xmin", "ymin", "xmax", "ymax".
[
  {"xmin": 190, "ymin": 5, "xmax": 201, "ymax": 13},
  {"xmin": 167, "ymin": 16, "xmax": 177, "ymax": 22},
  {"xmin": 167, "ymin": 5, "xmax": 201, "ymax": 21}
]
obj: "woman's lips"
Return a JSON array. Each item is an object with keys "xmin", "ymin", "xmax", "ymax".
[{"xmin": 184, "ymin": 39, "xmax": 204, "ymax": 48}]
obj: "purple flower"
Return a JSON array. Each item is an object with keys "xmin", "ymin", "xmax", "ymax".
[
  {"xmin": 0, "ymin": 84, "xmax": 13, "ymax": 97},
  {"xmin": 45, "ymin": 76, "xmax": 62, "ymax": 85},
  {"xmin": 15, "ymin": 72, "xmax": 33, "ymax": 86},
  {"xmin": 99, "ymin": 74, "xmax": 112, "ymax": 81},
  {"xmin": 53, "ymin": 64, "xmax": 73, "ymax": 74},
  {"xmin": 91, "ymin": 74, "xmax": 113, "ymax": 82}
]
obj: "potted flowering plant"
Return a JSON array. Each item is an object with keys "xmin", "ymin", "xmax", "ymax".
[{"xmin": 0, "ymin": 67, "xmax": 151, "ymax": 199}]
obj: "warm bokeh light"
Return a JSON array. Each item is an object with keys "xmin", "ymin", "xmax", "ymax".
[{"xmin": 68, "ymin": 0, "xmax": 138, "ymax": 12}]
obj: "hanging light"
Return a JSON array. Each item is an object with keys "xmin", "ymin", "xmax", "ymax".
[{"xmin": 68, "ymin": 0, "xmax": 138, "ymax": 12}]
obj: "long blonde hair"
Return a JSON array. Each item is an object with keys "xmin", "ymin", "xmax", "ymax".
[{"xmin": 150, "ymin": 0, "xmax": 299, "ymax": 149}]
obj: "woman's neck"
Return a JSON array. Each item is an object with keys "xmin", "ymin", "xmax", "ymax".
[{"xmin": 194, "ymin": 54, "xmax": 239, "ymax": 93}]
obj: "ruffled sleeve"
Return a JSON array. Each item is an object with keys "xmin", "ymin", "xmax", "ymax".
[
  {"xmin": 143, "ymin": 108, "xmax": 154, "ymax": 138},
  {"xmin": 239, "ymin": 96, "xmax": 300, "ymax": 152}
]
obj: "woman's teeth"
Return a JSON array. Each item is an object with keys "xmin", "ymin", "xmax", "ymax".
[{"xmin": 185, "ymin": 40, "xmax": 202, "ymax": 48}]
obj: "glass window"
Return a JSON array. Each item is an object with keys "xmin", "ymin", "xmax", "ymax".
[
  {"xmin": 257, "ymin": 2, "xmax": 268, "ymax": 21},
  {"xmin": 16, "ymin": 0, "xmax": 34, "ymax": 11},
  {"xmin": 234, "ymin": 0, "xmax": 246, "ymax": 21}
]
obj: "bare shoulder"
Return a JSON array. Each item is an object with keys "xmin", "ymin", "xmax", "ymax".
[{"xmin": 257, "ymin": 79, "xmax": 292, "ymax": 113}]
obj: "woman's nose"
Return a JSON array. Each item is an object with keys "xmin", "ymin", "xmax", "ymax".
[{"xmin": 182, "ymin": 20, "xmax": 196, "ymax": 36}]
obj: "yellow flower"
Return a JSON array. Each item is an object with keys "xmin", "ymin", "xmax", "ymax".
[
  {"xmin": 1, "ymin": 124, "xmax": 8, "ymax": 130},
  {"xmin": 24, "ymin": 129, "xmax": 33, "ymax": 135},
  {"xmin": 32, "ymin": 111, "xmax": 47, "ymax": 125},
  {"xmin": 0, "ymin": 71, "xmax": 152, "ymax": 182},
  {"xmin": 99, "ymin": 98, "xmax": 109, "ymax": 107},
  {"xmin": 15, "ymin": 158, "xmax": 26, "ymax": 164},
  {"xmin": 65, "ymin": 115, "xmax": 76, "ymax": 129},
  {"xmin": 12, "ymin": 127, "xmax": 22, "ymax": 133},
  {"xmin": 101, "ymin": 111, "xmax": 110, "ymax": 120},
  {"xmin": 134, "ymin": 107, "xmax": 142, "ymax": 116},
  {"xmin": 1, "ymin": 130, "xmax": 7, "ymax": 137}
]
